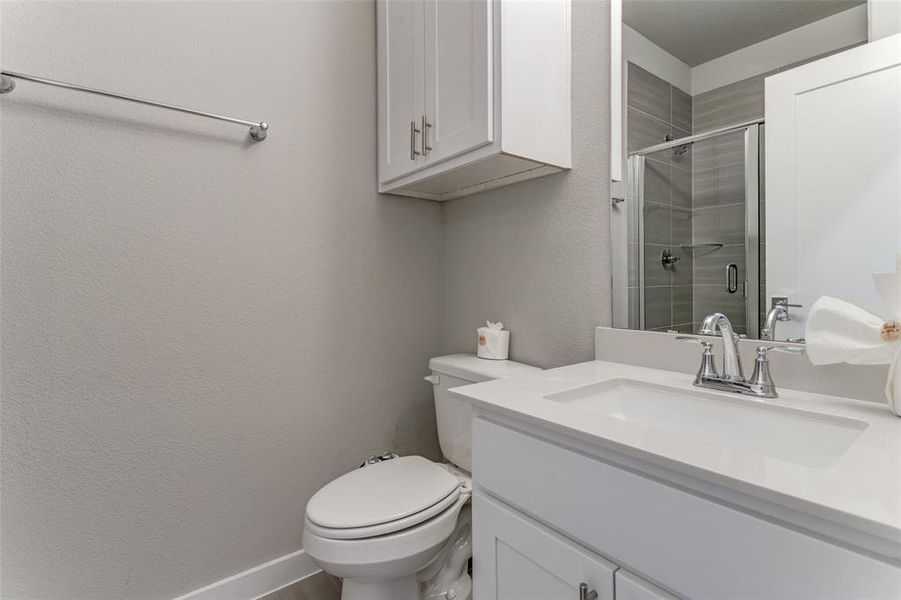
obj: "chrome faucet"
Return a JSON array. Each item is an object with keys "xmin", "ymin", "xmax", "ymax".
[
  {"xmin": 761, "ymin": 297, "xmax": 803, "ymax": 341},
  {"xmin": 678, "ymin": 313, "xmax": 804, "ymax": 398},
  {"xmin": 698, "ymin": 312, "xmax": 744, "ymax": 380}
]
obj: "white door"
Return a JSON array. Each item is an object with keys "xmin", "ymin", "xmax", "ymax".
[
  {"xmin": 615, "ymin": 570, "xmax": 678, "ymax": 600},
  {"xmin": 378, "ymin": 0, "xmax": 426, "ymax": 183},
  {"xmin": 473, "ymin": 493, "xmax": 616, "ymax": 600},
  {"xmin": 422, "ymin": 0, "xmax": 492, "ymax": 165},
  {"xmin": 766, "ymin": 34, "xmax": 901, "ymax": 340}
]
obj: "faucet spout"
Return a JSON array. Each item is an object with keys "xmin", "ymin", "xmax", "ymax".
[
  {"xmin": 698, "ymin": 313, "xmax": 744, "ymax": 380},
  {"xmin": 761, "ymin": 304, "xmax": 788, "ymax": 340}
]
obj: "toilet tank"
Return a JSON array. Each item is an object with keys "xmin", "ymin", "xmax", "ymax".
[{"xmin": 426, "ymin": 354, "xmax": 541, "ymax": 472}]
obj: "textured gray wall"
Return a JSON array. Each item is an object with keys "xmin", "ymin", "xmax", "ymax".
[
  {"xmin": 441, "ymin": 0, "xmax": 612, "ymax": 368},
  {"xmin": 0, "ymin": 2, "xmax": 443, "ymax": 599}
]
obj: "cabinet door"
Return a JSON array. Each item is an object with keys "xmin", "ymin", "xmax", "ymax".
[
  {"xmin": 378, "ymin": 0, "xmax": 425, "ymax": 183},
  {"xmin": 766, "ymin": 33, "xmax": 901, "ymax": 338},
  {"xmin": 422, "ymin": 0, "xmax": 492, "ymax": 165},
  {"xmin": 473, "ymin": 492, "xmax": 615, "ymax": 600},
  {"xmin": 615, "ymin": 570, "xmax": 678, "ymax": 600}
]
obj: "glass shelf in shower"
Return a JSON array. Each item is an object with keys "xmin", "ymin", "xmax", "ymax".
[{"xmin": 678, "ymin": 243, "xmax": 724, "ymax": 256}]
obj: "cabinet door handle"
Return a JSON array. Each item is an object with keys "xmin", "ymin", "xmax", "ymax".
[
  {"xmin": 421, "ymin": 115, "xmax": 432, "ymax": 156},
  {"xmin": 579, "ymin": 583, "xmax": 598, "ymax": 600},
  {"xmin": 410, "ymin": 120, "xmax": 421, "ymax": 160}
]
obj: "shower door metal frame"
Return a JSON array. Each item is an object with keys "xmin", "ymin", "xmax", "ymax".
[
  {"xmin": 632, "ymin": 155, "xmax": 647, "ymax": 330},
  {"xmin": 628, "ymin": 119, "xmax": 764, "ymax": 336},
  {"xmin": 743, "ymin": 124, "xmax": 761, "ymax": 338}
]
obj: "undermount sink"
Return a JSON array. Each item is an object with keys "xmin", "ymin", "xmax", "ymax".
[{"xmin": 544, "ymin": 378, "xmax": 868, "ymax": 468}]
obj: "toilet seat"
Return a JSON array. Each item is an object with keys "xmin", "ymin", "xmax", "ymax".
[
  {"xmin": 302, "ymin": 492, "xmax": 470, "ymax": 582},
  {"xmin": 305, "ymin": 456, "xmax": 462, "ymax": 540},
  {"xmin": 305, "ymin": 485, "xmax": 460, "ymax": 539}
]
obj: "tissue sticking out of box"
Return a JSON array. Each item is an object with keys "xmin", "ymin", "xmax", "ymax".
[{"xmin": 477, "ymin": 321, "xmax": 510, "ymax": 360}]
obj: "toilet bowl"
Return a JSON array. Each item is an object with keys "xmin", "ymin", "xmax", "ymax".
[
  {"xmin": 302, "ymin": 457, "xmax": 471, "ymax": 600},
  {"xmin": 302, "ymin": 355, "xmax": 541, "ymax": 600}
]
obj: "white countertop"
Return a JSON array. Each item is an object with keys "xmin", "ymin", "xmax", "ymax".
[{"xmin": 454, "ymin": 360, "xmax": 901, "ymax": 553}]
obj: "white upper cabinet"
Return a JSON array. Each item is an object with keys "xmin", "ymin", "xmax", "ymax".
[
  {"xmin": 423, "ymin": 0, "xmax": 492, "ymax": 165},
  {"xmin": 377, "ymin": 0, "xmax": 571, "ymax": 201},
  {"xmin": 378, "ymin": 0, "xmax": 426, "ymax": 182}
]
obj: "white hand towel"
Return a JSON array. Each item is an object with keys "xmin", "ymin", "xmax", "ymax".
[{"xmin": 806, "ymin": 296, "xmax": 901, "ymax": 416}]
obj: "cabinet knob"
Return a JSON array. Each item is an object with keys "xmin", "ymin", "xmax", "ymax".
[{"xmin": 579, "ymin": 583, "xmax": 598, "ymax": 600}]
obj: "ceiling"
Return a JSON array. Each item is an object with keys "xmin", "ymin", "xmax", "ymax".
[{"xmin": 623, "ymin": 0, "xmax": 866, "ymax": 66}]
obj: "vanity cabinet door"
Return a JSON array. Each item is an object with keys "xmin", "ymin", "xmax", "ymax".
[
  {"xmin": 615, "ymin": 570, "xmax": 678, "ymax": 600},
  {"xmin": 473, "ymin": 491, "xmax": 616, "ymax": 600}
]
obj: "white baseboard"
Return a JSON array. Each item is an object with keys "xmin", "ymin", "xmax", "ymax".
[{"xmin": 173, "ymin": 549, "xmax": 321, "ymax": 600}]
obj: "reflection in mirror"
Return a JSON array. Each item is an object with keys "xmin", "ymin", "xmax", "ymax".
[{"xmin": 611, "ymin": 0, "xmax": 870, "ymax": 340}]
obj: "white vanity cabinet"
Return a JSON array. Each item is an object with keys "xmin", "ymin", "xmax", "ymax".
[
  {"xmin": 377, "ymin": 0, "xmax": 571, "ymax": 201},
  {"xmin": 474, "ymin": 492, "xmax": 616, "ymax": 600},
  {"xmin": 614, "ymin": 571, "xmax": 677, "ymax": 600},
  {"xmin": 472, "ymin": 415, "xmax": 901, "ymax": 600}
]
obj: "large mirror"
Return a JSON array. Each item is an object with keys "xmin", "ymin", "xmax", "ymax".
[{"xmin": 610, "ymin": 0, "xmax": 901, "ymax": 341}]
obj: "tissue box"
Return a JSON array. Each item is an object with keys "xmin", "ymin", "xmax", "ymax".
[{"xmin": 477, "ymin": 326, "xmax": 510, "ymax": 360}]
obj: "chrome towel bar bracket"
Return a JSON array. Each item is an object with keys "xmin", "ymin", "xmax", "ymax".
[{"xmin": 0, "ymin": 70, "xmax": 269, "ymax": 141}]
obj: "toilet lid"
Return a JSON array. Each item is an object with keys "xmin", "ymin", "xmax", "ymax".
[{"xmin": 305, "ymin": 456, "xmax": 460, "ymax": 530}]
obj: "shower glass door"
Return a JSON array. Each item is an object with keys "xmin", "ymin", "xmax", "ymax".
[{"xmin": 626, "ymin": 123, "xmax": 762, "ymax": 337}]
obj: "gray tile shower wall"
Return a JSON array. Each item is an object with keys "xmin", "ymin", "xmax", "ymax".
[
  {"xmin": 626, "ymin": 63, "xmax": 693, "ymax": 332},
  {"xmin": 693, "ymin": 74, "xmax": 767, "ymax": 132},
  {"xmin": 690, "ymin": 128, "xmax": 750, "ymax": 333},
  {"xmin": 671, "ymin": 87, "xmax": 693, "ymax": 132},
  {"xmin": 628, "ymin": 64, "xmax": 671, "ymax": 122},
  {"xmin": 692, "ymin": 75, "xmax": 766, "ymax": 334}
]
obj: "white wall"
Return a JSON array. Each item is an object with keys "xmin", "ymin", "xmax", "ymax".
[
  {"xmin": 0, "ymin": 2, "xmax": 443, "ymax": 599},
  {"xmin": 870, "ymin": 0, "xmax": 901, "ymax": 40},
  {"xmin": 440, "ymin": 0, "xmax": 611, "ymax": 369}
]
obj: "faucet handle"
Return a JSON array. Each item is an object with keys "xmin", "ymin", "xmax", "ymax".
[
  {"xmin": 772, "ymin": 296, "xmax": 803, "ymax": 309},
  {"xmin": 749, "ymin": 344, "xmax": 804, "ymax": 398},
  {"xmin": 676, "ymin": 336, "xmax": 719, "ymax": 381},
  {"xmin": 756, "ymin": 345, "xmax": 805, "ymax": 356},
  {"xmin": 675, "ymin": 335, "xmax": 713, "ymax": 349}
]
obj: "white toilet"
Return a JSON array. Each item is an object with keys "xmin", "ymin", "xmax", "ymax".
[{"xmin": 302, "ymin": 354, "xmax": 540, "ymax": 600}]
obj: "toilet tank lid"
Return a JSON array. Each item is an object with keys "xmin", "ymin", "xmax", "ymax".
[{"xmin": 428, "ymin": 354, "xmax": 541, "ymax": 383}]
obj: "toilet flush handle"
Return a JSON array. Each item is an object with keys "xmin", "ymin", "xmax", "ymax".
[{"xmin": 424, "ymin": 374, "xmax": 440, "ymax": 385}]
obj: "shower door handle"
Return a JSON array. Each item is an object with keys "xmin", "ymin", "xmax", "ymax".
[{"xmin": 726, "ymin": 263, "xmax": 739, "ymax": 294}]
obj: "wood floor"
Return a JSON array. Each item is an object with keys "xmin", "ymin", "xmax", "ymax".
[{"xmin": 258, "ymin": 572, "xmax": 342, "ymax": 600}]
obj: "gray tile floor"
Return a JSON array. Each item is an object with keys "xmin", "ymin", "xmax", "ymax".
[{"xmin": 258, "ymin": 572, "xmax": 341, "ymax": 600}]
